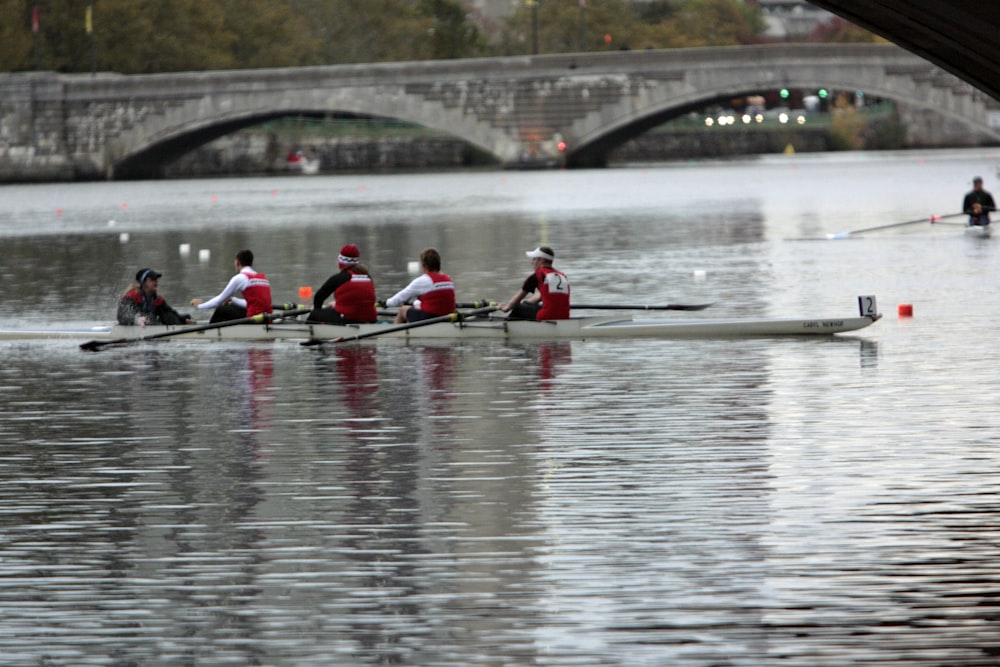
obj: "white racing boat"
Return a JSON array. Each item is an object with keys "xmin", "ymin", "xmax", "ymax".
[{"xmin": 0, "ymin": 297, "xmax": 882, "ymax": 346}]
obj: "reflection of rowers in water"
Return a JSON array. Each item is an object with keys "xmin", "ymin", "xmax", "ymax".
[
  {"xmin": 334, "ymin": 345, "xmax": 381, "ymax": 430},
  {"xmin": 537, "ymin": 342, "xmax": 572, "ymax": 388},
  {"xmin": 244, "ymin": 347, "xmax": 276, "ymax": 431}
]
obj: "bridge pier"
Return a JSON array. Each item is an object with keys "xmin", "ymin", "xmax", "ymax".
[{"xmin": 0, "ymin": 73, "xmax": 107, "ymax": 182}]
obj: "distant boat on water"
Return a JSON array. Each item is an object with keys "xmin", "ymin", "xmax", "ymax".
[{"xmin": 286, "ymin": 149, "xmax": 320, "ymax": 175}]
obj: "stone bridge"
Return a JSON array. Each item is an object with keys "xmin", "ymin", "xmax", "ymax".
[{"xmin": 1, "ymin": 43, "xmax": 996, "ymax": 181}]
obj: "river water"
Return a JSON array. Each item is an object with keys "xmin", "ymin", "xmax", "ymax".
[{"xmin": 2, "ymin": 149, "xmax": 1000, "ymax": 666}]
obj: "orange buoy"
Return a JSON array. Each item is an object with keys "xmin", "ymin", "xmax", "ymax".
[
  {"xmin": 898, "ymin": 304, "xmax": 913, "ymax": 317},
  {"xmin": 298, "ymin": 285, "xmax": 313, "ymax": 300}
]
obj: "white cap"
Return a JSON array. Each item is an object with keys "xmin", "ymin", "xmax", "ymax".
[{"xmin": 526, "ymin": 246, "xmax": 555, "ymax": 261}]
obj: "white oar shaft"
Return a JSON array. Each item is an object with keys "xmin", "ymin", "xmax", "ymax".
[{"xmin": 828, "ymin": 212, "xmax": 965, "ymax": 239}]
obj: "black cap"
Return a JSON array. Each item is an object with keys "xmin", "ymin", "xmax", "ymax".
[
  {"xmin": 973, "ymin": 176, "xmax": 983, "ymax": 183},
  {"xmin": 136, "ymin": 268, "xmax": 162, "ymax": 283}
]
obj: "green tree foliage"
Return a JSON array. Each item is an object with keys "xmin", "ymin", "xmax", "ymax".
[
  {"xmin": 0, "ymin": 0, "xmax": 35, "ymax": 71},
  {"xmin": 2, "ymin": 0, "xmax": 317, "ymax": 74},
  {"xmin": 95, "ymin": 0, "xmax": 236, "ymax": 73},
  {"xmin": 666, "ymin": 0, "xmax": 766, "ymax": 47},
  {"xmin": 419, "ymin": 0, "xmax": 486, "ymax": 59},
  {"xmin": 827, "ymin": 92, "xmax": 868, "ymax": 150},
  {"xmin": 0, "ymin": 0, "xmax": 778, "ymax": 73},
  {"xmin": 499, "ymin": 0, "xmax": 641, "ymax": 54},
  {"xmin": 809, "ymin": 16, "xmax": 884, "ymax": 44},
  {"xmin": 218, "ymin": 0, "xmax": 320, "ymax": 69},
  {"xmin": 499, "ymin": 0, "xmax": 765, "ymax": 55},
  {"xmin": 294, "ymin": 0, "xmax": 436, "ymax": 64}
]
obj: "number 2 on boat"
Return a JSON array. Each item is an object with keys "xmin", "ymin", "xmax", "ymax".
[{"xmin": 858, "ymin": 295, "xmax": 878, "ymax": 318}]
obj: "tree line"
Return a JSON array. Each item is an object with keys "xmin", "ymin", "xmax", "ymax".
[{"xmin": 0, "ymin": 0, "xmax": 878, "ymax": 74}]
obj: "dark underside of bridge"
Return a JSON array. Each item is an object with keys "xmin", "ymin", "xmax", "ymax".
[{"xmin": 809, "ymin": 1, "xmax": 1000, "ymax": 101}]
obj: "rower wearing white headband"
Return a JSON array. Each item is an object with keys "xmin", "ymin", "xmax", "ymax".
[{"xmin": 499, "ymin": 245, "xmax": 571, "ymax": 321}]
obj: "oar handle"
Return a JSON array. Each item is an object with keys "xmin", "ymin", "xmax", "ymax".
[{"xmin": 455, "ymin": 301, "xmax": 498, "ymax": 309}]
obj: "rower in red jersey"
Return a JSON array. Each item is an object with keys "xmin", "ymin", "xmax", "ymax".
[
  {"xmin": 190, "ymin": 249, "xmax": 273, "ymax": 323},
  {"xmin": 385, "ymin": 248, "xmax": 456, "ymax": 324},
  {"xmin": 307, "ymin": 243, "xmax": 378, "ymax": 325},
  {"xmin": 500, "ymin": 245, "xmax": 570, "ymax": 321}
]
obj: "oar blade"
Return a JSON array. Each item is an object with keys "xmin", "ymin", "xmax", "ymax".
[
  {"xmin": 665, "ymin": 302, "xmax": 714, "ymax": 311},
  {"xmin": 80, "ymin": 336, "xmax": 132, "ymax": 351}
]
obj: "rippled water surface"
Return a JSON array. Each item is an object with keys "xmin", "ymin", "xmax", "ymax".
[{"xmin": 3, "ymin": 150, "xmax": 1000, "ymax": 666}]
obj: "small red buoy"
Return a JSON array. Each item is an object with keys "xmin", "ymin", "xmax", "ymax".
[
  {"xmin": 298, "ymin": 285, "xmax": 313, "ymax": 300},
  {"xmin": 898, "ymin": 304, "xmax": 913, "ymax": 317}
]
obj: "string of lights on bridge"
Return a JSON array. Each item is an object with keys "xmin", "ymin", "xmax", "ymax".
[{"xmin": 704, "ymin": 87, "xmax": 866, "ymax": 128}]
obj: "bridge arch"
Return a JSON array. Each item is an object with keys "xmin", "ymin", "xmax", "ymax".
[
  {"xmin": 560, "ymin": 45, "xmax": 1000, "ymax": 167},
  {"xmin": 109, "ymin": 86, "xmax": 511, "ymax": 179}
]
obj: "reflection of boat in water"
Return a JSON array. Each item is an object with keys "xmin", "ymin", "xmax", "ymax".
[
  {"xmin": 965, "ymin": 224, "xmax": 992, "ymax": 238},
  {"xmin": 286, "ymin": 149, "xmax": 319, "ymax": 175}
]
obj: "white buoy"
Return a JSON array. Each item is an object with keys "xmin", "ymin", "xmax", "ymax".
[
  {"xmin": 198, "ymin": 249, "xmax": 211, "ymax": 262},
  {"xmin": 693, "ymin": 269, "xmax": 707, "ymax": 280},
  {"xmin": 407, "ymin": 260, "xmax": 420, "ymax": 275},
  {"xmin": 118, "ymin": 232, "xmax": 130, "ymax": 243},
  {"xmin": 107, "ymin": 220, "xmax": 116, "ymax": 227},
  {"xmin": 179, "ymin": 243, "xmax": 191, "ymax": 257}
]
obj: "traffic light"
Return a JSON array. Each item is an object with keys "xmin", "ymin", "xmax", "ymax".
[
  {"xmin": 818, "ymin": 88, "xmax": 829, "ymax": 99},
  {"xmin": 779, "ymin": 88, "xmax": 790, "ymax": 99}
]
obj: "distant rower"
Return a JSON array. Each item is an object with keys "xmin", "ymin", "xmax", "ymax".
[{"xmin": 963, "ymin": 176, "xmax": 996, "ymax": 226}]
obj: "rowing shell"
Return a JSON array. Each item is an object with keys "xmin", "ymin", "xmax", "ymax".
[{"xmin": 0, "ymin": 311, "xmax": 882, "ymax": 343}]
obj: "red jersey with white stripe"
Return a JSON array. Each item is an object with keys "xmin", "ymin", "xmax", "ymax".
[
  {"xmin": 335, "ymin": 270, "xmax": 377, "ymax": 322},
  {"xmin": 536, "ymin": 266, "xmax": 570, "ymax": 320},
  {"xmin": 415, "ymin": 271, "xmax": 456, "ymax": 316},
  {"xmin": 122, "ymin": 289, "xmax": 165, "ymax": 312},
  {"xmin": 242, "ymin": 270, "xmax": 272, "ymax": 317}
]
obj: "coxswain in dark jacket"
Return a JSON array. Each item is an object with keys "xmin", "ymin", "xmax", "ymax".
[{"xmin": 117, "ymin": 267, "xmax": 194, "ymax": 326}]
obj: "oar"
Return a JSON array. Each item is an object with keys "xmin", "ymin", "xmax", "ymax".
[
  {"xmin": 301, "ymin": 306, "xmax": 497, "ymax": 347},
  {"xmin": 80, "ymin": 308, "xmax": 312, "ymax": 351},
  {"xmin": 569, "ymin": 303, "xmax": 713, "ymax": 311},
  {"xmin": 454, "ymin": 301, "xmax": 713, "ymax": 311},
  {"xmin": 826, "ymin": 212, "xmax": 966, "ymax": 239}
]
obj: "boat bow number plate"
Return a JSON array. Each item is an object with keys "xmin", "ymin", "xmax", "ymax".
[{"xmin": 858, "ymin": 295, "xmax": 877, "ymax": 317}]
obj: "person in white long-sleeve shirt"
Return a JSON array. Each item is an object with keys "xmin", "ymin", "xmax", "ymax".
[
  {"xmin": 190, "ymin": 249, "xmax": 273, "ymax": 323},
  {"xmin": 384, "ymin": 248, "xmax": 456, "ymax": 324}
]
